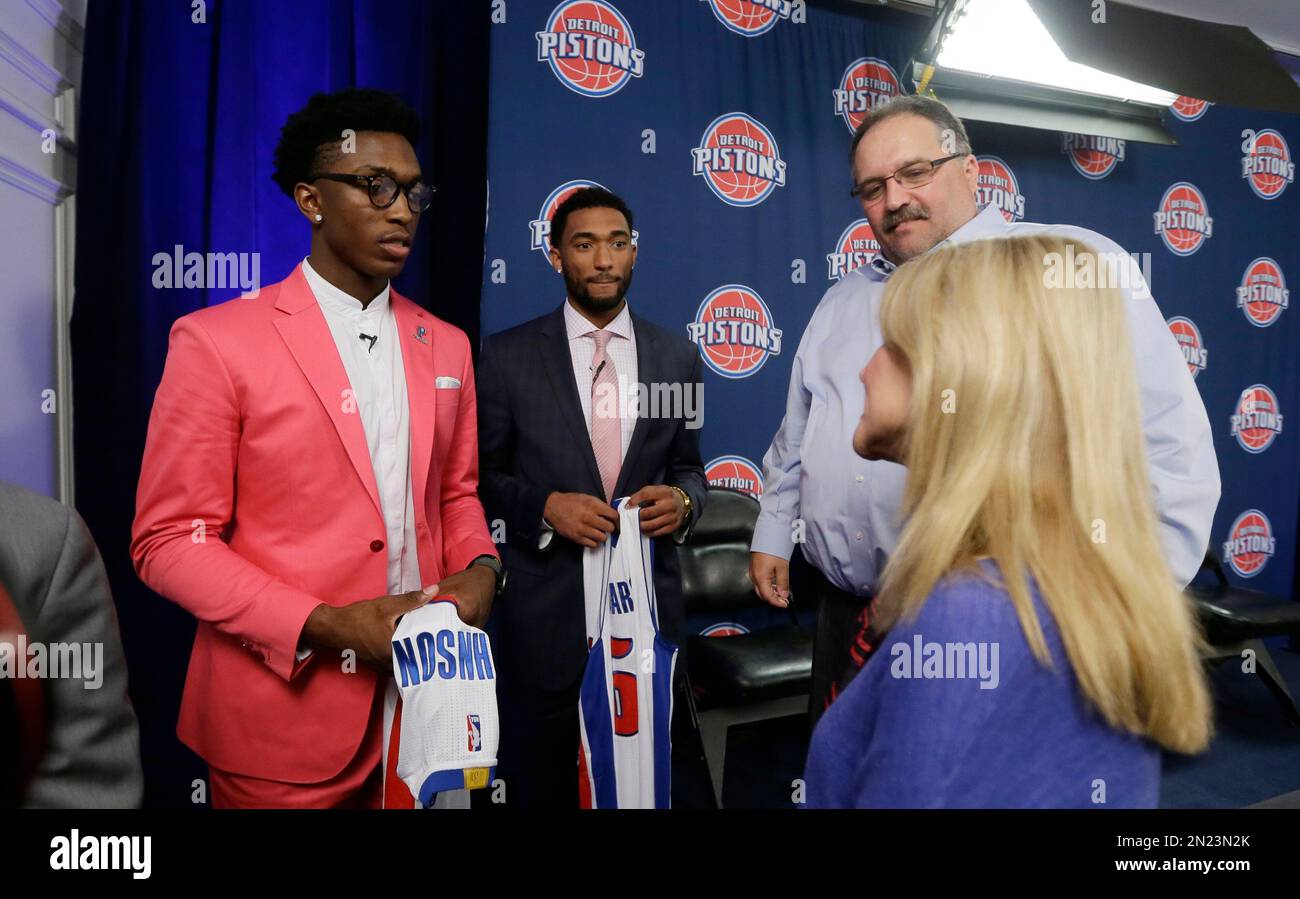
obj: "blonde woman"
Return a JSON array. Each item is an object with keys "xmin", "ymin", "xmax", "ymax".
[{"xmin": 803, "ymin": 234, "xmax": 1212, "ymax": 808}]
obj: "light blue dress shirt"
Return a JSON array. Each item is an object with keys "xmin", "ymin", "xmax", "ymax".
[{"xmin": 751, "ymin": 204, "xmax": 1221, "ymax": 594}]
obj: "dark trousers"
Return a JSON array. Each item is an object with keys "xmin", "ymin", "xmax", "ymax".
[
  {"xmin": 792, "ymin": 549, "xmax": 875, "ymax": 730},
  {"xmin": 486, "ymin": 670, "xmax": 707, "ymax": 809},
  {"xmin": 491, "ymin": 677, "xmax": 583, "ymax": 809}
]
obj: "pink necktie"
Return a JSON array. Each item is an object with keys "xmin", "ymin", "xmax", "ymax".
[{"xmin": 589, "ymin": 329, "xmax": 621, "ymax": 501}]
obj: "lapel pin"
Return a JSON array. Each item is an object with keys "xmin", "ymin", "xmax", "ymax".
[{"xmin": 414, "ymin": 325, "xmax": 429, "ymax": 344}]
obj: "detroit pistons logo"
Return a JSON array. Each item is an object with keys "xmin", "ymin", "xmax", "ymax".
[
  {"xmin": 1237, "ymin": 257, "xmax": 1289, "ymax": 328},
  {"xmin": 535, "ymin": 1, "xmax": 644, "ymax": 98},
  {"xmin": 1062, "ymin": 133, "xmax": 1125, "ymax": 180},
  {"xmin": 700, "ymin": 0, "xmax": 794, "ymax": 37},
  {"xmin": 1153, "ymin": 182, "xmax": 1213, "ymax": 256},
  {"xmin": 1170, "ymin": 95, "xmax": 1211, "ymax": 122},
  {"xmin": 700, "ymin": 622, "xmax": 751, "ymax": 637},
  {"xmin": 691, "ymin": 113, "xmax": 787, "ymax": 207},
  {"xmin": 1223, "ymin": 510, "xmax": 1275, "ymax": 579},
  {"xmin": 705, "ymin": 455, "xmax": 765, "ymax": 498},
  {"xmin": 833, "ymin": 58, "xmax": 901, "ymax": 134},
  {"xmin": 1241, "ymin": 129, "xmax": 1295, "ymax": 200},
  {"xmin": 1230, "ymin": 384, "xmax": 1283, "ymax": 454},
  {"xmin": 827, "ymin": 219, "xmax": 879, "ymax": 281},
  {"xmin": 1166, "ymin": 316, "xmax": 1207, "ymax": 380},
  {"xmin": 688, "ymin": 285, "xmax": 783, "ymax": 378},
  {"xmin": 975, "ymin": 156, "xmax": 1025, "ymax": 222}
]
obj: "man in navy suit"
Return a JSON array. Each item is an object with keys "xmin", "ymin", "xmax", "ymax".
[{"xmin": 477, "ymin": 187, "xmax": 707, "ymax": 807}]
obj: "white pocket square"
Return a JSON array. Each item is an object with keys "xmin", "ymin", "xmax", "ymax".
[{"xmin": 435, "ymin": 376, "xmax": 462, "ymax": 389}]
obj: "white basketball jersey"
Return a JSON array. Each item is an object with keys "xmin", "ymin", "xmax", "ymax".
[
  {"xmin": 578, "ymin": 497, "xmax": 677, "ymax": 809},
  {"xmin": 383, "ymin": 598, "xmax": 499, "ymax": 809}
]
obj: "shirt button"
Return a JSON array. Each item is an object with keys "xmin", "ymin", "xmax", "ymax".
[
  {"xmin": 855, "ymin": 475, "xmax": 864, "ymax": 483},
  {"xmin": 370, "ymin": 540, "xmax": 385, "ymax": 552},
  {"xmin": 855, "ymin": 531, "xmax": 863, "ymax": 541}
]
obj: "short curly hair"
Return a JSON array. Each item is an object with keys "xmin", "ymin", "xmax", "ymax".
[
  {"xmin": 271, "ymin": 88, "xmax": 421, "ymax": 197},
  {"xmin": 550, "ymin": 187, "xmax": 634, "ymax": 247}
]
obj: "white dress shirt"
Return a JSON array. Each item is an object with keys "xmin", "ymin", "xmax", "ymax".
[
  {"xmin": 752, "ymin": 204, "xmax": 1221, "ymax": 592},
  {"xmin": 302, "ymin": 257, "xmax": 422, "ymax": 596},
  {"xmin": 538, "ymin": 300, "xmax": 639, "ymax": 549},
  {"xmin": 564, "ymin": 299, "xmax": 638, "ymax": 457}
]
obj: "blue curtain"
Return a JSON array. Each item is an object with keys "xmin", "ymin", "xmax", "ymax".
[{"xmin": 71, "ymin": 0, "xmax": 489, "ymax": 806}]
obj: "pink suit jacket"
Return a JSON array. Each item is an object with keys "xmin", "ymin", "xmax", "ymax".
[{"xmin": 131, "ymin": 264, "xmax": 498, "ymax": 783}]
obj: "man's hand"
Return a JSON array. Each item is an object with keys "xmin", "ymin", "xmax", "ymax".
[
  {"xmin": 544, "ymin": 492, "xmax": 619, "ymax": 548},
  {"xmin": 302, "ymin": 591, "xmax": 432, "ymax": 670},
  {"xmin": 429, "ymin": 565, "xmax": 496, "ymax": 628},
  {"xmin": 628, "ymin": 485, "xmax": 685, "ymax": 538},
  {"xmin": 750, "ymin": 551, "xmax": 791, "ymax": 608}
]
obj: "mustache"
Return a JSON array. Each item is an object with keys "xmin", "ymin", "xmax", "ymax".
[{"xmin": 883, "ymin": 206, "xmax": 929, "ymax": 232}]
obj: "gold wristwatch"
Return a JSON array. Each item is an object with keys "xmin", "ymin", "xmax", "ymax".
[{"xmin": 669, "ymin": 486, "xmax": 693, "ymax": 524}]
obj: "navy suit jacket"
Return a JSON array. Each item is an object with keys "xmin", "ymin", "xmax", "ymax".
[{"xmin": 477, "ymin": 303, "xmax": 707, "ymax": 693}]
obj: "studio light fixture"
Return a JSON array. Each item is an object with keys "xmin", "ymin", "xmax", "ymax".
[{"xmin": 934, "ymin": 0, "xmax": 1178, "ymax": 106}]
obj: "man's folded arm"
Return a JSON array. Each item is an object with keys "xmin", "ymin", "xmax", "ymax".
[{"xmin": 130, "ymin": 316, "xmax": 321, "ymax": 682}]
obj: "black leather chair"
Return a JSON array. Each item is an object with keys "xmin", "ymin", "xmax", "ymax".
[
  {"xmin": 678, "ymin": 487, "xmax": 813, "ymax": 807},
  {"xmin": 1186, "ymin": 546, "xmax": 1300, "ymax": 724}
]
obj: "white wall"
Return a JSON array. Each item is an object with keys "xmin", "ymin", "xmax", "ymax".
[{"xmin": 0, "ymin": 0, "xmax": 83, "ymax": 501}]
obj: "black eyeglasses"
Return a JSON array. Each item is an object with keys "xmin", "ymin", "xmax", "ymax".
[
  {"xmin": 850, "ymin": 154, "xmax": 965, "ymax": 203},
  {"xmin": 308, "ymin": 172, "xmax": 435, "ymax": 212}
]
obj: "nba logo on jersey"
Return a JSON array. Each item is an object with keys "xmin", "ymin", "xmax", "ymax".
[
  {"xmin": 467, "ymin": 714, "xmax": 482, "ymax": 752},
  {"xmin": 579, "ymin": 497, "xmax": 677, "ymax": 808}
]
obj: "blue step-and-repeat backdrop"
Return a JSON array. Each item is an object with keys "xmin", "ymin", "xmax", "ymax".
[{"xmin": 480, "ymin": 0, "xmax": 1299, "ymax": 625}]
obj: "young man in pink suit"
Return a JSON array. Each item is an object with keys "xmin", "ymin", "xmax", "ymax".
[{"xmin": 131, "ymin": 89, "xmax": 502, "ymax": 808}]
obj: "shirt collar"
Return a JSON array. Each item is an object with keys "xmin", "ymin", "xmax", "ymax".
[
  {"xmin": 564, "ymin": 298, "xmax": 632, "ymax": 341},
  {"xmin": 301, "ymin": 257, "xmax": 390, "ymax": 318},
  {"xmin": 936, "ymin": 203, "xmax": 1009, "ymax": 249},
  {"xmin": 869, "ymin": 205, "xmax": 1007, "ymax": 281}
]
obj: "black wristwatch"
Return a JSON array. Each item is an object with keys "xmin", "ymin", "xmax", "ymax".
[{"xmin": 469, "ymin": 554, "xmax": 507, "ymax": 597}]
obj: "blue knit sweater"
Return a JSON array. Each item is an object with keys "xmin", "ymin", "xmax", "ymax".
[{"xmin": 803, "ymin": 561, "xmax": 1161, "ymax": 808}]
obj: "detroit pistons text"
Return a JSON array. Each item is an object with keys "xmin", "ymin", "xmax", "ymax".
[
  {"xmin": 536, "ymin": 20, "xmax": 645, "ymax": 78},
  {"xmin": 1153, "ymin": 201, "xmax": 1214, "ymax": 237},
  {"xmin": 833, "ymin": 76, "xmax": 896, "ymax": 118},
  {"xmin": 686, "ymin": 313, "xmax": 783, "ymax": 354},
  {"xmin": 691, "ymin": 136, "xmax": 788, "ymax": 185}
]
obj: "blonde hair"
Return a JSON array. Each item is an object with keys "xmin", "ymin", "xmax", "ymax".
[{"xmin": 874, "ymin": 234, "xmax": 1211, "ymax": 754}]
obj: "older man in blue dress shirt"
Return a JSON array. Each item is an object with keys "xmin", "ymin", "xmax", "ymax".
[{"xmin": 750, "ymin": 95, "xmax": 1220, "ymax": 726}]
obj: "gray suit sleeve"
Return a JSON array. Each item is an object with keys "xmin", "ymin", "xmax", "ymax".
[{"xmin": 21, "ymin": 506, "xmax": 143, "ymax": 809}]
